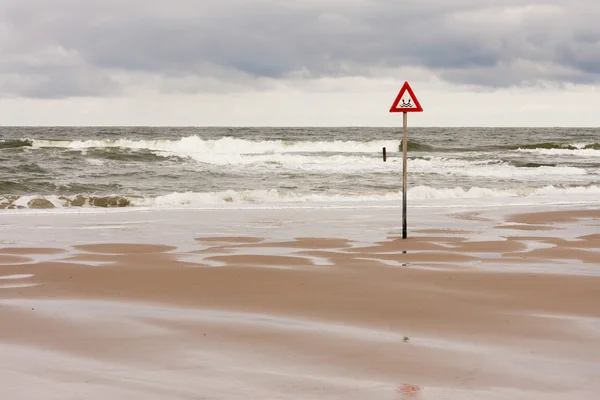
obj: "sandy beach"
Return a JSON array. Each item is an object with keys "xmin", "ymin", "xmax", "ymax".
[
  {"xmin": 1, "ymin": 203, "xmax": 599, "ymax": 399},
  {"xmin": 2, "ymin": 0, "xmax": 600, "ymax": 396}
]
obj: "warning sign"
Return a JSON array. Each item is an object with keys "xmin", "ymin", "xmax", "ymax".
[{"xmin": 389, "ymin": 82, "xmax": 423, "ymax": 113}]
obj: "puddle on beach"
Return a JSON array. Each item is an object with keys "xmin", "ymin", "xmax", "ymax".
[
  {"xmin": 0, "ymin": 274, "xmax": 34, "ymax": 280},
  {"xmin": 0, "ymin": 274, "xmax": 36, "ymax": 289}
]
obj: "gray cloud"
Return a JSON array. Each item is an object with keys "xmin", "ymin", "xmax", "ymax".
[{"xmin": 1, "ymin": 0, "xmax": 599, "ymax": 98}]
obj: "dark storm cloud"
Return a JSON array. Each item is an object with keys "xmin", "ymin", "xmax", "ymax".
[{"xmin": 0, "ymin": 0, "xmax": 598, "ymax": 98}]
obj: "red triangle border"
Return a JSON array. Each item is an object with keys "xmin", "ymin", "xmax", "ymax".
[{"xmin": 389, "ymin": 82, "xmax": 423, "ymax": 113}]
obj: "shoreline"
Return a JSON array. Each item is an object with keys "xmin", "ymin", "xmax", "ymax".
[{"xmin": 1, "ymin": 204, "xmax": 599, "ymax": 399}]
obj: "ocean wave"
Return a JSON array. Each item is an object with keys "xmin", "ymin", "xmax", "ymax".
[
  {"xmin": 3, "ymin": 185, "xmax": 599, "ymax": 209},
  {"xmin": 511, "ymin": 142, "xmax": 578, "ymax": 150},
  {"xmin": 0, "ymin": 139, "xmax": 33, "ymax": 149},
  {"xmin": 505, "ymin": 142, "xmax": 600, "ymax": 151},
  {"xmin": 408, "ymin": 157, "xmax": 587, "ymax": 178},
  {"xmin": 29, "ymin": 136, "xmax": 433, "ymax": 155},
  {"xmin": 1, "ymin": 151, "xmax": 591, "ymax": 180},
  {"xmin": 0, "ymin": 195, "xmax": 132, "ymax": 209},
  {"xmin": 22, "ymin": 136, "xmax": 600, "ymax": 167},
  {"xmin": 516, "ymin": 147, "xmax": 600, "ymax": 157},
  {"xmin": 85, "ymin": 148, "xmax": 171, "ymax": 162},
  {"xmin": 148, "ymin": 153, "xmax": 589, "ymax": 177}
]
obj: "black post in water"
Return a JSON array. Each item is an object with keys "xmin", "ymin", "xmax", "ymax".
[
  {"xmin": 402, "ymin": 112, "xmax": 408, "ymax": 239},
  {"xmin": 383, "ymin": 147, "xmax": 387, "ymax": 162}
]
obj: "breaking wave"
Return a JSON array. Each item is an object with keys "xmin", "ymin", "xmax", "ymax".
[
  {"xmin": 509, "ymin": 142, "xmax": 600, "ymax": 151},
  {"xmin": 0, "ymin": 139, "xmax": 33, "ymax": 149},
  {"xmin": 28, "ymin": 136, "xmax": 434, "ymax": 155},
  {"xmin": 510, "ymin": 142, "xmax": 600, "ymax": 156},
  {"xmin": 2, "ymin": 185, "xmax": 599, "ymax": 209},
  {"xmin": 516, "ymin": 148, "xmax": 600, "ymax": 157},
  {"xmin": 10, "ymin": 137, "xmax": 600, "ymax": 156}
]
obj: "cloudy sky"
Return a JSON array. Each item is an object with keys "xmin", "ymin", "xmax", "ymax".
[{"xmin": 0, "ymin": 0, "xmax": 598, "ymax": 126}]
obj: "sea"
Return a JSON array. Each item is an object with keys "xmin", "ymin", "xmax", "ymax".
[{"xmin": 1, "ymin": 127, "xmax": 599, "ymax": 211}]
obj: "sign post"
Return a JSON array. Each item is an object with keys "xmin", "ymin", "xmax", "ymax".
[{"xmin": 389, "ymin": 81, "xmax": 423, "ymax": 239}]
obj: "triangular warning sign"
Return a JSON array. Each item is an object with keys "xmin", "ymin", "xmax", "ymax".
[{"xmin": 389, "ymin": 82, "xmax": 423, "ymax": 112}]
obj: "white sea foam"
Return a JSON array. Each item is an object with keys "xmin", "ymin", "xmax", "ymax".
[
  {"xmin": 408, "ymin": 158, "xmax": 587, "ymax": 178},
  {"xmin": 183, "ymin": 153, "xmax": 393, "ymax": 170},
  {"xmin": 517, "ymin": 148, "xmax": 600, "ymax": 157},
  {"xmin": 86, "ymin": 158, "xmax": 105, "ymax": 166},
  {"xmin": 11, "ymin": 195, "xmax": 66, "ymax": 208},
  {"xmin": 28, "ymin": 137, "xmax": 596, "ymax": 178},
  {"xmin": 194, "ymin": 154, "xmax": 588, "ymax": 177},
  {"xmin": 129, "ymin": 185, "xmax": 600, "ymax": 207},
  {"xmin": 30, "ymin": 137, "xmax": 600, "ymax": 158},
  {"xmin": 3, "ymin": 185, "xmax": 600, "ymax": 210},
  {"xmin": 31, "ymin": 136, "xmax": 401, "ymax": 155},
  {"xmin": 74, "ymin": 149, "xmax": 592, "ymax": 178}
]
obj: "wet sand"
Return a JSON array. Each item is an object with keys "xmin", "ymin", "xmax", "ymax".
[{"xmin": 1, "ymin": 206, "xmax": 599, "ymax": 399}]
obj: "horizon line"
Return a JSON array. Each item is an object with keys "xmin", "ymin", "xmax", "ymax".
[{"xmin": 1, "ymin": 125, "xmax": 599, "ymax": 129}]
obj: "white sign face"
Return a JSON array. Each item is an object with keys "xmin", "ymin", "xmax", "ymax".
[{"xmin": 397, "ymin": 92, "xmax": 417, "ymax": 109}]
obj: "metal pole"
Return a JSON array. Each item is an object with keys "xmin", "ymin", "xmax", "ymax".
[{"xmin": 402, "ymin": 112, "xmax": 408, "ymax": 239}]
